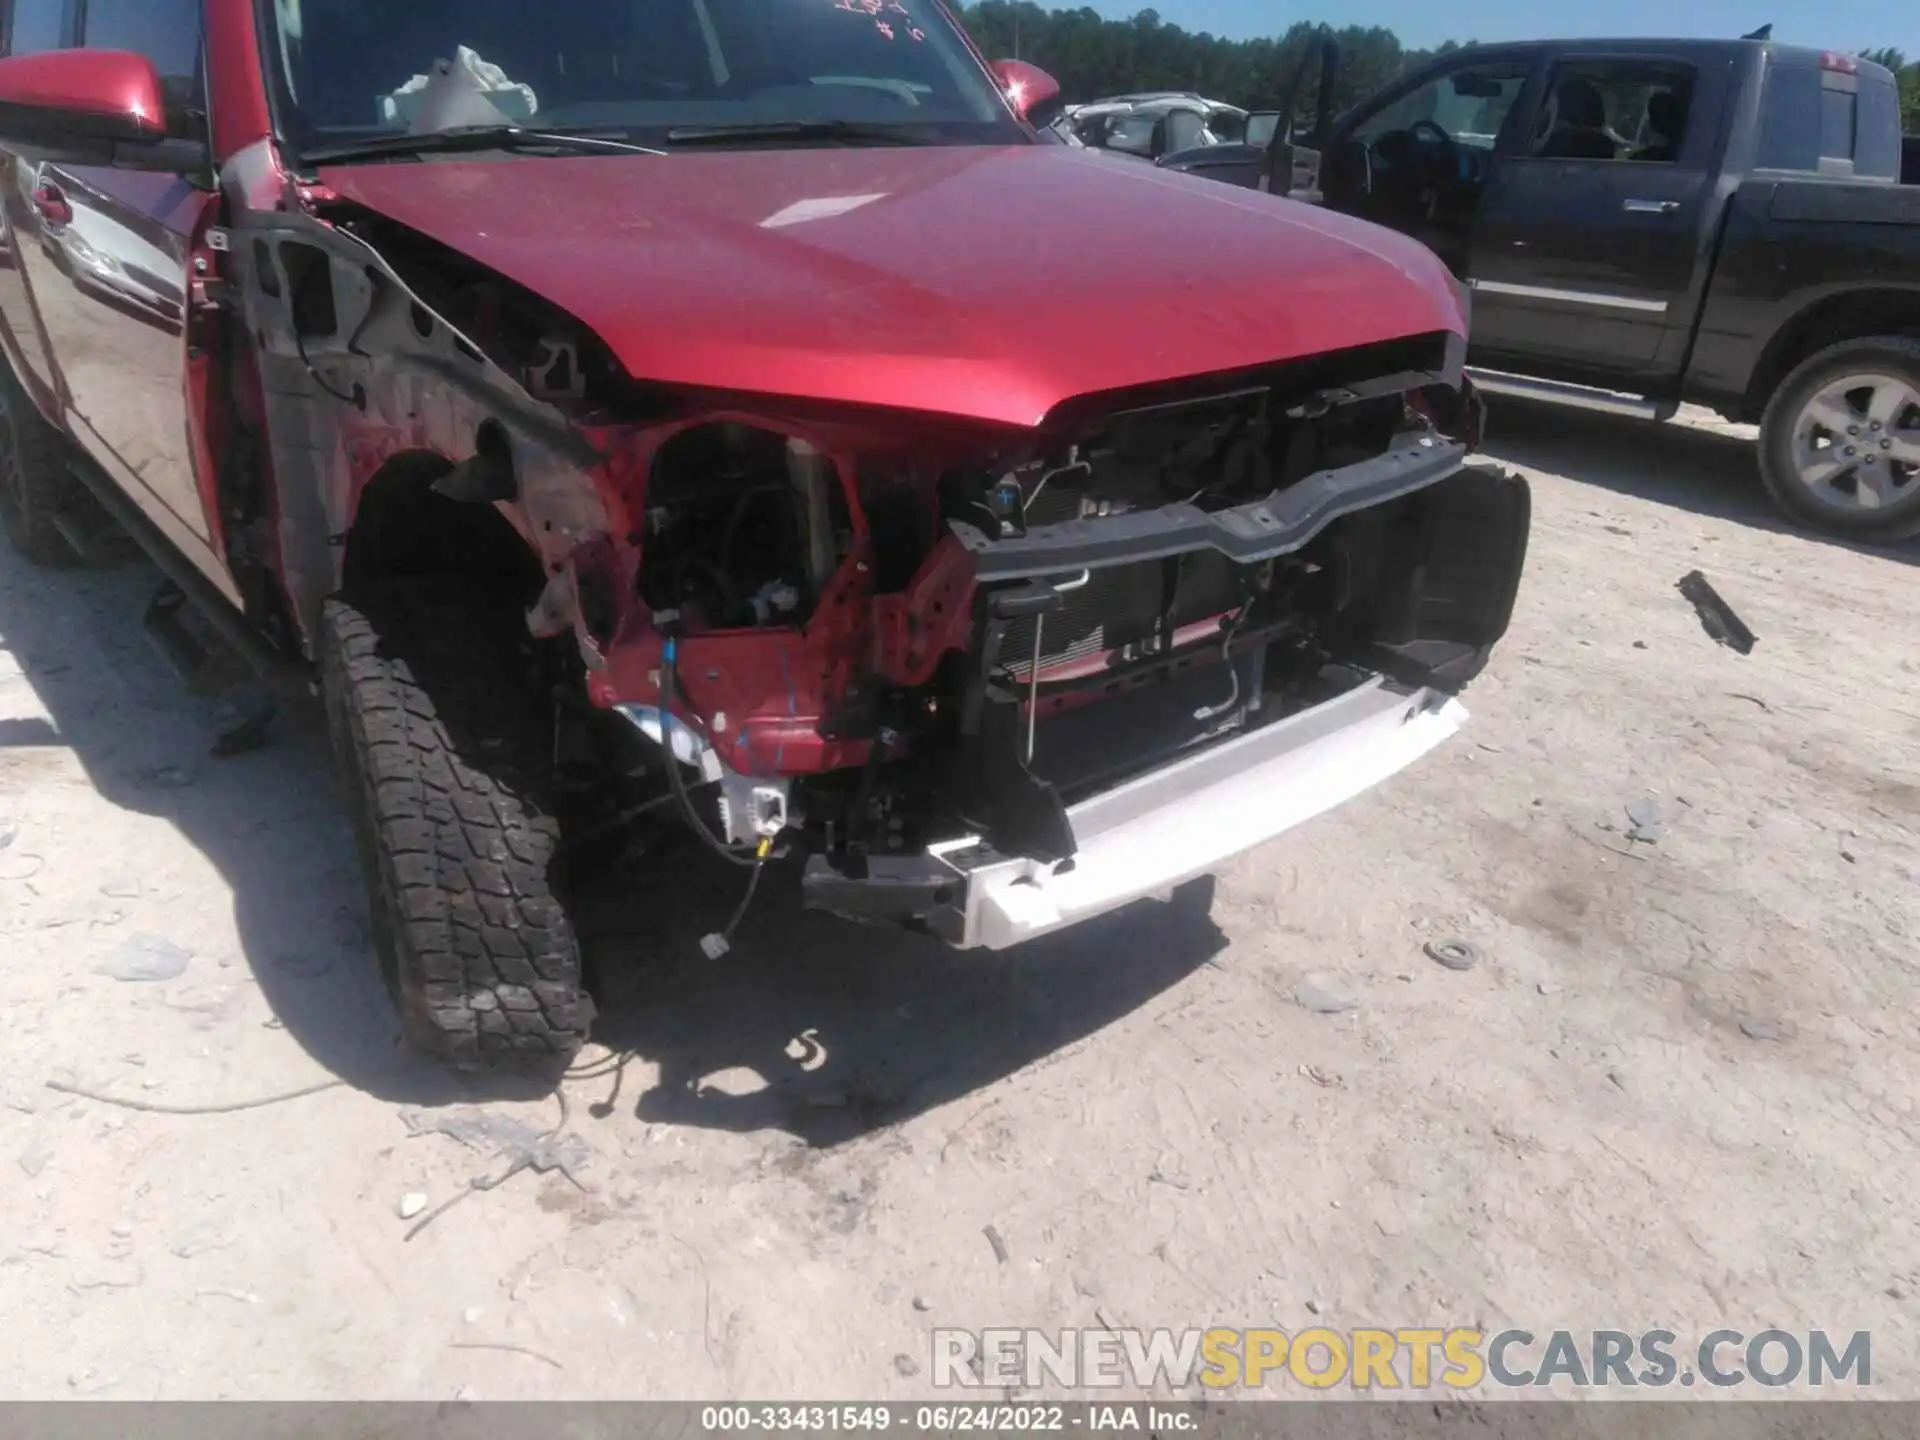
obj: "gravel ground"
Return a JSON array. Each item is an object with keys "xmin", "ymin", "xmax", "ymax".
[{"xmin": 0, "ymin": 401, "xmax": 1915, "ymax": 1401}]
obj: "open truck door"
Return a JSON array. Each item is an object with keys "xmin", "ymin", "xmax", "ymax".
[
  {"xmin": 1259, "ymin": 30, "xmax": 1339, "ymax": 198},
  {"xmin": 1155, "ymin": 29, "xmax": 1337, "ymax": 195}
]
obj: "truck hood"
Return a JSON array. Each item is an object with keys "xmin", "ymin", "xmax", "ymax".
[{"xmin": 321, "ymin": 145, "xmax": 1464, "ymax": 429}]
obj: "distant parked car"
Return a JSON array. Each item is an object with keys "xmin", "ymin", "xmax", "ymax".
[{"xmin": 1068, "ymin": 92, "xmax": 1250, "ymax": 161}]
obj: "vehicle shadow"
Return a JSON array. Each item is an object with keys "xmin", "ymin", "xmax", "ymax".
[
  {"xmin": 0, "ymin": 547, "xmax": 1222, "ymax": 1141},
  {"xmin": 577, "ymin": 859, "xmax": 1223, "ymax": 1147},
  {"xmin": 1483, "ymin": 397, "xmax": 1920, "ymax": 567}
]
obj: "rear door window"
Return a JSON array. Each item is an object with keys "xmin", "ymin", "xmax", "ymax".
[{"xmin": 1525, "ymin": 58, "xmax": 1698, "ymax": 163}]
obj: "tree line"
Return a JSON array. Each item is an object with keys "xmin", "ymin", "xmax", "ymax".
[{"xmin": 958, "ymin": 4, "xmax": 1920, "ymax": 131}]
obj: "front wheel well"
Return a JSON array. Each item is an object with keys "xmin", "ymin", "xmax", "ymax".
[
  {"xmin": 1742, "ymin": 289, "xmax": 1920, "ymax": 421},
  {"xmin": 341, "ymin": 450, "xmax": 546, "ymax": 602}
]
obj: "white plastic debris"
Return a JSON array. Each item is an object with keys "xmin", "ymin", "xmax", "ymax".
[{"xmin": 398, "ymin": 1192, "xmax": 428, "ymax": 1220}]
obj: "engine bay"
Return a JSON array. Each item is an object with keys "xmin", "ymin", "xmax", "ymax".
[{"xmin": 579, "ymin": 336, "xmax": 1520, "ymax": 893}]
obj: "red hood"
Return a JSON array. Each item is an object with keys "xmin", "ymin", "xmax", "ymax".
[{"xmin": 321, "ymin": 146, "xmax": 1464, "ymax": 429}]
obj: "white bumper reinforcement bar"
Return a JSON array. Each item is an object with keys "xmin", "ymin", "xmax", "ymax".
[{"xmin": 802, "ymin": 675, "xmax": 1467, "ymax": 949}]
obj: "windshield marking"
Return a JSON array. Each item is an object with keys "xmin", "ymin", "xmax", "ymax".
[{"xmin": 830, "ymin": 0, "xmax": 926, "ymax": 43}]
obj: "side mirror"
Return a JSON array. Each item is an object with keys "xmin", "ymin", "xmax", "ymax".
[
  {"xmin": 0, "ymin": 50, "xmax": 183, "ymax": 168},
  {"xmin": 990, "ymin": 59, "xmax": 1065, "ymax": 131}
]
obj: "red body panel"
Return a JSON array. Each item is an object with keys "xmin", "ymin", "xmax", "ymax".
[
  {"xmin": 205, "ymin": 0, "xmax": 275, "ymax": 162},
  {"xmin": 320, "ymin": 146, "xmax": 1466, "ymax": 428}
]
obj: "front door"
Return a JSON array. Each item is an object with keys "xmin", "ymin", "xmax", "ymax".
[
  {"xmin": 1465, "ymin": 52, "xmax": 1732, "ymax": 385},
  {"xmin": 8, "ymin": 0, "xmax": 232, "ymax": 592},
  {"xmin": 1319, "ymin": 49, "xmax": 1540, "ymax": 279}
]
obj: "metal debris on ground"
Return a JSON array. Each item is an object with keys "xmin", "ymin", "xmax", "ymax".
[
  {"xmin": 1740, "ymin": 1019, "xmax": 1781, "ymax": 1041},
  {"xmin": 399, "ymin": 1095, "xmax": 590, "ymax": 1241},
  {"xmin": 1424, "ymin": 938, "xmax": 1483, "ymax": 971},
  {"xmin": 982, "ymin": 1223, "xmax": 1011, "ymax": 1265},
  {"xmin": 1625, "ymin": 797, "xmax": 1665, "ymax": 845},
  {"xmin": 1677, "ymin": 571, "xmax": 1757, "ymax": 655}
]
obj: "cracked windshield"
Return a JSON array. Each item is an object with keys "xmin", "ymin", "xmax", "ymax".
[{"xmin": 266, "ymin": 0, "xmax": 1023, "ymax": 149}]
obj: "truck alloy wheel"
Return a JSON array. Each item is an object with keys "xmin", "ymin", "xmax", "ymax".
[{"xmin": 1761, "ymin": 337, "xmax": 1920, "ymax": 540}]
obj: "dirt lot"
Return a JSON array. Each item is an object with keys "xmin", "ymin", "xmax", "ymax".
[{"xmin": 0, "ymin": 401, "xmax": 1916, "ymax": 1401}]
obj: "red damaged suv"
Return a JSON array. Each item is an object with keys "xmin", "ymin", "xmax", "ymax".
[{"xmin": 0, "ymin": 0, "xmax": 1527, "ymax": 1068}]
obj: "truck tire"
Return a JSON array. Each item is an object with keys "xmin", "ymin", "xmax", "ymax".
[
  {"xmin": 320, "ymin": 579, "xmax": 591, "ymax": 1069},
  {"xmin": 0, "ymin": 371, "xmax": 78, "ymax": 565},
  {"xmin": 1758, "ymin": 336, "xmax": 1920, "ymax": 541}
]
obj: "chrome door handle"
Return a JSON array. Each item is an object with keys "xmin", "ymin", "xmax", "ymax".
[{"xmin": 1623, "ymin": 198, "xmax": 1681, "ymax": 214}]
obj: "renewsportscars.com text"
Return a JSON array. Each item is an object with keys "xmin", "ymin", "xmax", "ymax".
[{"xmin": 932, "ymin": 1327, "xmax": 1872, "ymax": 1391}]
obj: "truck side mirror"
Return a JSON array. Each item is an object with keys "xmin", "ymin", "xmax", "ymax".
[
  {"xmin": 0, "ymin": 49, "xmax": 197, "ymax": 171},
  {"xmin": 990, "ymin": 59, "xmax": 1065, "ymax": 132}
]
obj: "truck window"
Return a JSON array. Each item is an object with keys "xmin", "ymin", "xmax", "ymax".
[
  {"xmin": 1528, "ymin": 60, "xmax": 1695, "ymax": 163},
  {"xmin": 1758, "ymin": 64, "xmax": 1900, "ymax": 179},
  {"xmin": 1353, "ymin": 60, "xmax": 1530, "ymax": 152},
  {"xmin": 4, "ymin": 0, "xmax": 73, "ymax": 56},
  {"xmin": 80, "ymin": 0, "xmax": 203, "ymax": 134},
  {"xmin": 1855, "ymin": 75, "xmax": 1902, "ymax": 178}
]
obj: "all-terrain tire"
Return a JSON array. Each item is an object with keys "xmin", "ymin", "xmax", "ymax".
[
  {"xmin": 1758, "ymin": 335, "xmax": 1920, "ymax": 542},
  {"xmin": 320, "ymin": 579, "xmax": 591, "ymax": 1069},
  {"xmin": 0, "ymin": 369, "xmax": 79, "ymax": 565}
]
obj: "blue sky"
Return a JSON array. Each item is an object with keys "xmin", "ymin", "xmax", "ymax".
[{"xmin": 1084, "ymin": 0, "xmax": 1919, "ymax": 56}]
